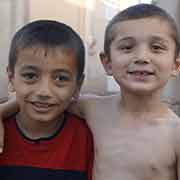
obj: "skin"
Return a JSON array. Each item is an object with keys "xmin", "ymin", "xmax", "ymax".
[
  {"xmin": 8, "ymin": 46, "xmax": 82, "ymax": 139},
  {"xmin": 1, "ymin": 17, "xmax": 180, "ymax": 180}
]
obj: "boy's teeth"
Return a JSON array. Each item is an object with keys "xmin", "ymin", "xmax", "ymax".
[
  {"xmin": 131, "ymin": 71, "xmax": 152, "ymax": 75},
  {"xmin": 33, "ymin": 102, "xmax": 51, "ymax": 108}
]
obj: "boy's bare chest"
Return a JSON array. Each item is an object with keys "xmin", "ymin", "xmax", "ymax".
[{"xmin": 93, "ymin": 122, "xmax": 176, "ymax": 180}]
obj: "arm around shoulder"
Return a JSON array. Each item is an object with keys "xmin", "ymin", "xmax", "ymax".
[
  {"xmin": 0, "ymin": 92, "xmax": 19, "ymax": 119},
  {"xmin": 68, "ymin": 93, "xmax": 101, "ymax": 119}
]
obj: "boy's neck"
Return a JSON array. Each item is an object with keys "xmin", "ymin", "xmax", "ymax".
[
  {"xmin": 16, "ymin": 112, "xmax": 65, "ymax": 140},
  {"xmin": 119, "ymin": 90, "xmax": 169, "ymax": 120}
]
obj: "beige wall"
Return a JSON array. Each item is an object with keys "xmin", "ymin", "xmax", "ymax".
[
  {"xmin": 0, "ymin": 0, "xmax": 28, "ymax": 76},
  {"xmin": 28, "ymin": 0, "xmax": 86, "ymax": 39},
  {"xmin": 156, "ymin": 0, "xmax": 180, "ymax": 102},
  {"xmin": 0, "ymin": 0, "xmax": 11, "ymax": 74}
]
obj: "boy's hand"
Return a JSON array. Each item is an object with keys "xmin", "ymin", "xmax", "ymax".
[{"xmin": 0, "ymin": 93, "xmax": 18, "ymax": 153}]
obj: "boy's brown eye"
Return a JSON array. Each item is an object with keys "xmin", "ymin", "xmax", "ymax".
[
  {"xmin": 55, "ymin": 74, "xmax": 70, "ymax": 82},
  {"xmin": 118, "ymin": 45, "xmax": 133, "ymax": 52},
  {"xmin": 21, "ymin": 72, "xmax": 38, "ymax": 81},
  {"xmin": 151, "ymin": 44, "xmax": 166, "ymax": 52},
  {"xmin": 123, "ymin": 46, "xmax": 133, "ymax": 50}
]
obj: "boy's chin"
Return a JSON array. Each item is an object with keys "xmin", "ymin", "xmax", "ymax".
[{"xmin": 122, "ymin": 85, "xmax": 162, "ymax": 96}]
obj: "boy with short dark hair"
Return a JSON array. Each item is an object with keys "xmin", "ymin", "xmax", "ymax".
[
  {"xmin": 1, "ymin": 3, "xmax": 180, "ymax": 180},
  {"xmin": 0, "ymin": 20, "xmax": 93, "ymax": 180}
]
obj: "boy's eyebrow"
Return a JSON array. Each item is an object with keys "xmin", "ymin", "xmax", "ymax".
[
  {"xmin": 116, "ymin": 36, "xmax": 170, "ymax": 45},
  {"xmin": 150, "ymin": 36, "xmax": 169, "ymax": 44},
  {"xmin": 116, "ymin": 36, "xmax": 134, "ymax": 42},
  {"xmin": 53, "ymin": 69, "xmax": 72, "ymax": 74},
  {"xmin": 21, "ymin": 65, "xmax": 38, "ymax": 71},
  {"xmin": 21, "ymin": 65, "xmax": 73, "ymax": 75},
  {"xmin": 114, "ymin": 36, "xmax": 135, "ymax": 43}
]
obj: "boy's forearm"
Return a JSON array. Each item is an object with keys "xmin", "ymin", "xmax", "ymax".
[
  {"xmin": 0, "ymin": 96, "xmax": 8, "ymax": 104},
  {"xmin": 0, "ymin": 94, "xmax": 19, "ymax": 119},
  {"xmin": 68, "ymin": 94, "xmax": 100, "ymax": 119}
]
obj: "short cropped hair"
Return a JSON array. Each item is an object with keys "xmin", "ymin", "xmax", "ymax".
[
  {"xmin": 8, "ymin": 20, "xmax": 85, "ymax": 81},
  {"xmin": 104, "ymin": 3, "xmax": 180, "ymax": 58}
]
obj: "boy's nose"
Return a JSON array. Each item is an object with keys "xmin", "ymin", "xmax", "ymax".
[
  {"xmin": 133, "ymin": 57, "xmax": 150, "ymax": 65},
  {"xmin": 36, "ymin": 78, "xmax": 52, "ymax": 98},
  {"xmin": 133, "ymin": 46, "xmax": 151, "ymax": 64}
]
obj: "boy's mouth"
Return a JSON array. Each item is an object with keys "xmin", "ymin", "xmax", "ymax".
[
  {"xmin": 29, "ymin": 101, "xmax": 56, "ymax": 112},
  {"xmin": 128, "ymin": 70, "xmax": 155, "ymax": 76},
  {"xmin": 31, "ymin": 102, "xmax": 55, "ymax": 108}
]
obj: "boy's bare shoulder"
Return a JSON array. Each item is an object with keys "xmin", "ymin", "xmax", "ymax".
[
  {"xmin": 78, "ymin": 93, "xmax": 121, "ymax": 121},
  {"xmin": 165, "ymin": 109, "xmax": 180, "ymax": 130},
  {"xmin": 77, "ymin": 93, "xmax": 120, "ymax": 125},
  {"xmin": 79, "ymin": 93, "xmax": 120, "ymax": 106},
  {"xmin": 166, "ymin": 109, "xmax": 180, "ymax": 151},
  {"xmin": 68, "ymin": 94, "xmax": 120, "ymax": 119},
  {"xmin": 168, "ymin": 109, "xmax": 180, "ymax": 126}
]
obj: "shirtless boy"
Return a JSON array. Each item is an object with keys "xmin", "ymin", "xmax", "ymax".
[{"xmin": 1, "ymin": 3, "xmax": 180, "ymax": 180}]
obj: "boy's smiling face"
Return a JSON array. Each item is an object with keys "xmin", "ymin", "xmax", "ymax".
[
  {"xmin": 102, "ymin": 17, "xmax": 180, "ymax": 95},
  {"xmin": 8, "ymin": 47, "xmax": 82, "ymax": 125}
]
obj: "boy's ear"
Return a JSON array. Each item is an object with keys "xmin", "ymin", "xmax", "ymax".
[
  {"xmin": 171, "ymin": 55, "xmax": 180, "ymax": 77},
  {"xmin": 6, "ymin": 66, "xmax": 15, "ymax": 92},
  {"xmin": 100, "ymin": 52, "xmax": 112, "ymax": 75},
  {"xmin": 73, "ymin": 74, "xmax": 85, "ymax": 101}
]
